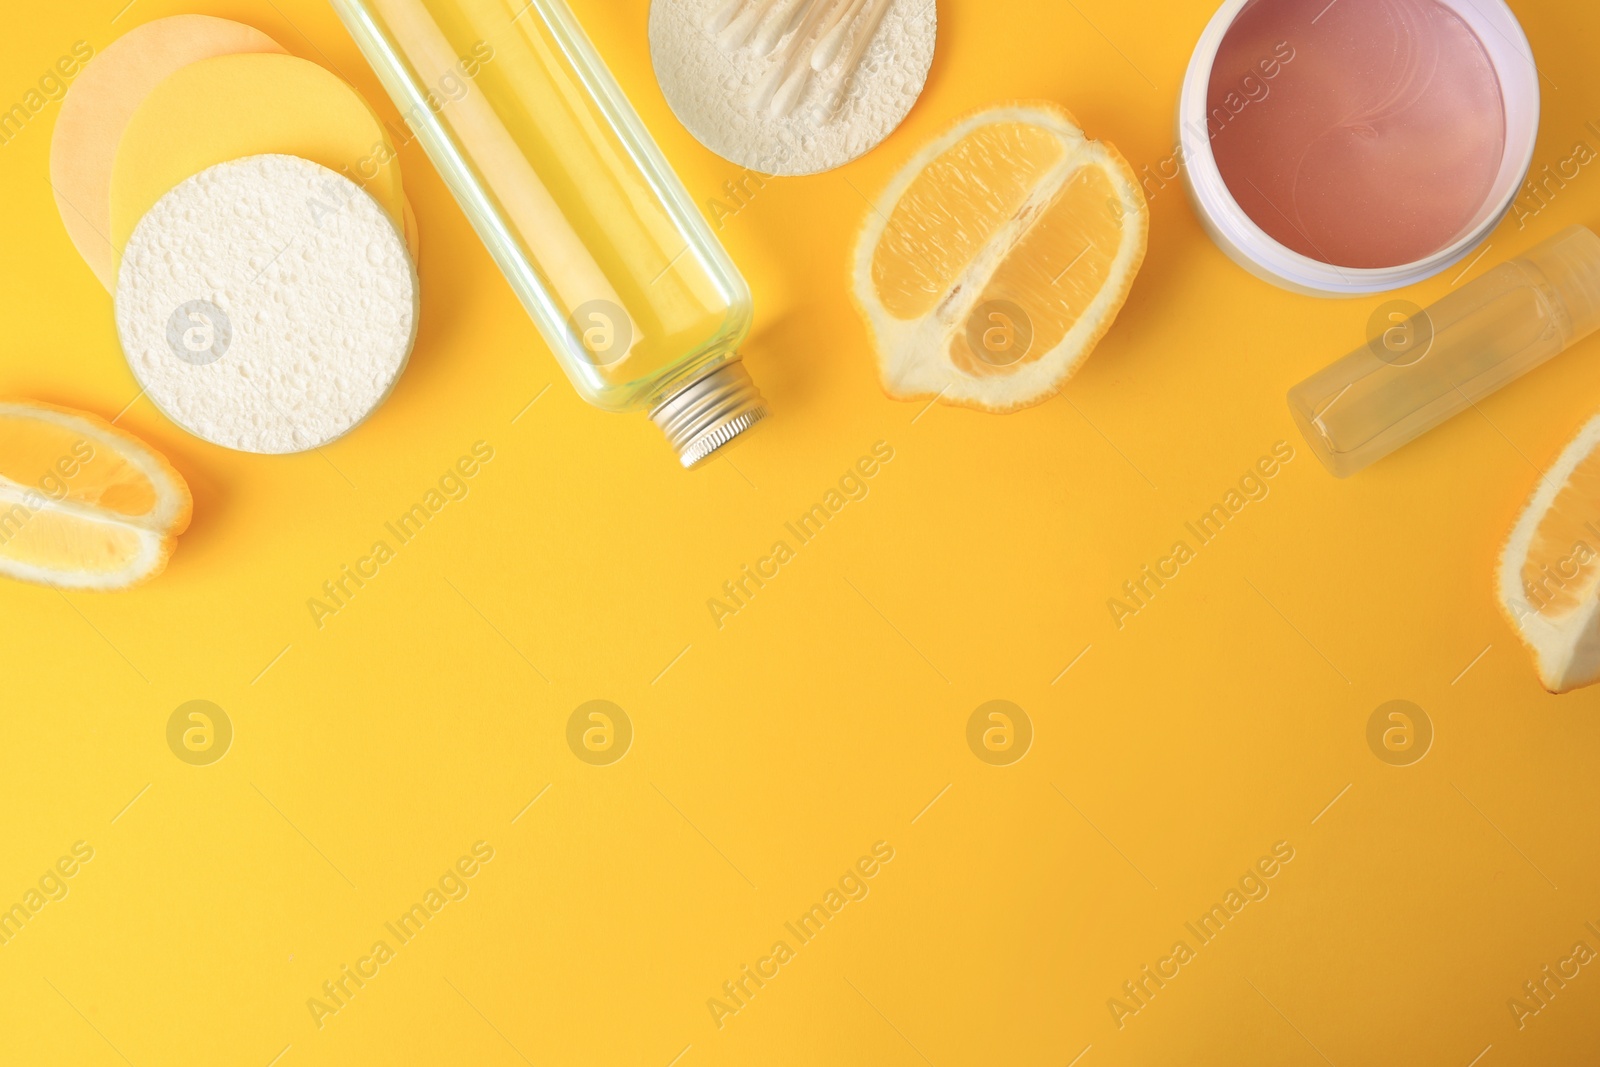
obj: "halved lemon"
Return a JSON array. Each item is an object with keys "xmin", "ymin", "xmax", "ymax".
[
  {"xmin": 853, "ymin": 102, "xmax": 1148, "ymax": 413},
  {"xmin": 0, "ymin": 401, "xmax": 191, "ymax": 590},
  {"xmin": 1499, "ymin": 413, "xmax": 1600, "ymax": 692}
]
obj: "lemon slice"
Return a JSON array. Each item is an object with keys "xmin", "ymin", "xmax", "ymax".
[
  {"xmin": 853, "ymin": 102, "xmax": 1148, "ymax": 412},
  {"xmin": 1499, "ymin": 413, "xmax": 1600, "ymax": 692},
  {"xmin": 0, "ymin": 401, "xmax": 191, "ymax": 590}
]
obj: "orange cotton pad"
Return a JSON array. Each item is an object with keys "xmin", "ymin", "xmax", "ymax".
[{"xmin": 50, "ymin": 15, "xmax": 287, "ymax": 290}]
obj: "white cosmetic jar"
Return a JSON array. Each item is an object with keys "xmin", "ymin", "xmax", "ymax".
[{"xmin": 1178, "ymin": 0, "xmax": 1540, "ymax": 296}]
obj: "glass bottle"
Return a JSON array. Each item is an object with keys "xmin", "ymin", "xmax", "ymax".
[
  {"xmin": 1288, "ymin": 226, "xmax": 1600, "ymax": 477},
  {"xmin": 330, "ymin": 0, "xmax": 768, "ymax": 467}
]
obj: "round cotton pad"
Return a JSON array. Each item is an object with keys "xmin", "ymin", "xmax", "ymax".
[
  {"xmin": 649, "ymin": 0, "xmax": 936, "ymax": 176},
  {"xmin": 114, "ymin": 155, "xmax": 418, "ymax": 454},
  {"xmin": 50, "ymin": 15, "xmax": 286, "ymax": 290}
]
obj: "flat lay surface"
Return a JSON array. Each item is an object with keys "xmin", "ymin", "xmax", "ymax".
[{"xmin": 3, "ymin": 0, "xmax": 1600, "ymax": 1064}]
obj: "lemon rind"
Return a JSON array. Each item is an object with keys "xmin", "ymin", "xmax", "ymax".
[
  {"xmin": 0, "ymin": 400, "xmax": 192, "ymax": 534},
  {"xmin": 1497, "ymin": 411, "xmax": 1600, "ymax": 693}
]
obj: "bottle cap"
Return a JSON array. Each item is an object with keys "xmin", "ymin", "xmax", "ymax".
[
  {"xmin": 650, "ymin": 359, "xmax": 769, "ymax": 469},
  {"xmin": 1523, "ymin": 225, "xmax": 1600, "ymax": 344}
]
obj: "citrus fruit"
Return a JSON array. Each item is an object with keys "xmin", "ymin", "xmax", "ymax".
[
  {"xmin": 852, "ymin": 102, "xmax": 1147, "ymax": 413},
  {"xmin": 1499, "ymin": 413, "xmax": 1600, "ymax": 692},
  {"xmin": 0, "ymin": 401, "xmax": 191, "ymax": 590}
]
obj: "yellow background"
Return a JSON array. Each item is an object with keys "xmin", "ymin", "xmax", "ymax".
[{"xmin": 3, "ymin": 0, "xmax": 1600, "ymax": 1064}]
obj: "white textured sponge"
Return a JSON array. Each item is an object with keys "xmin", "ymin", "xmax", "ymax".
[{"xmin": 114, "ymin": 154, "xmax": 418, "ymax": 454}]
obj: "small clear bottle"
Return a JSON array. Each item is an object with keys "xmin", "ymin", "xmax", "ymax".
[
  {"xmin": 330, "ymin": 0, "xmax": 767, "ymax": 467},
  {"xmin": 1288, "ymin": 226, "xmax": 1600, "ymax": 477}
]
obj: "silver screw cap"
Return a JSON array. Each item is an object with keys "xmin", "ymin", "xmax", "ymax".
[{"xmin": 650, "ymin": 359, "xmax": 769, "ymax": 469}]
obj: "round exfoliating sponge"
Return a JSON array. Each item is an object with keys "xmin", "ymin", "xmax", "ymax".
[{"xmin": 114, "ymin": 154, "xmax": 418, "ymax": 454}]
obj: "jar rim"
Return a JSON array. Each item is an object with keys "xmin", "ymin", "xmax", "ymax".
[{"xmin": 1177, "ymin": 0, "xmax": 1541, "ymax": 296}]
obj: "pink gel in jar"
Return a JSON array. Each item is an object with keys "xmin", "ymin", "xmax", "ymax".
[{"xmin": 1207, "ymin": 0, "xmax": 1506, "ymax": 269}]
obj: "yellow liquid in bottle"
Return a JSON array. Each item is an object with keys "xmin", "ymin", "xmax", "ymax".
[{"xmin": 364, "ymin": 0, "xmax": 745, "ymax": 406}]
